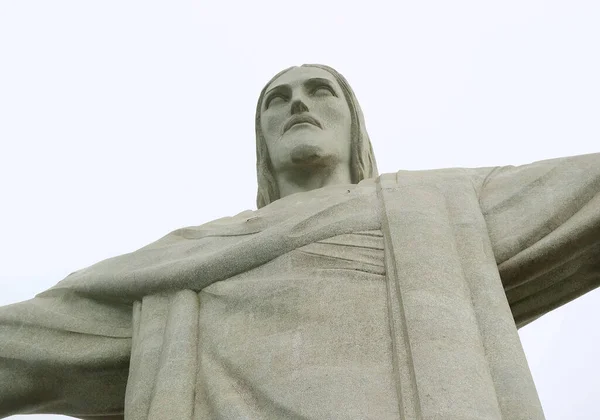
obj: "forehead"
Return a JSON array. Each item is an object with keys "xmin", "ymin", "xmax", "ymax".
[{"xmin": 266, "ymin": 66, "xmax": 340, "ymax": 91}]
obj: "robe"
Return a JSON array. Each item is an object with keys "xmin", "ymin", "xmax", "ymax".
[{"xmin": 1, "ymin": 153, "xmax": 599, "ymax": 419}]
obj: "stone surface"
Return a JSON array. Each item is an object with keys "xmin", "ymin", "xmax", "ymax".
[{"xmin": 1, "ymin": 65, "xmax": 599, "ymax": 419}]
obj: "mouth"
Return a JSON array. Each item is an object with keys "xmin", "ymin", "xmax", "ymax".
[{"xmin": 283, "ymin": 115, "xmax": 322, "ymax": 133}]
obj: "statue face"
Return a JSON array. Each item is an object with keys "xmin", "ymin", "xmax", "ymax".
[{"xmin": 260, "ymin": 66, "xmax": 352, "ymax": 173}]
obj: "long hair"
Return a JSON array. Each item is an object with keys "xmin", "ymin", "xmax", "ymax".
[{"xmin": 255, "ymin": 64, "xmax": 378, "ymax": 208}]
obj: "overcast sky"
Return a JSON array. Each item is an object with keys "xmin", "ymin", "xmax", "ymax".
[{"xmin": 1, "ymin": 1, "xmax": 599, "ymax": 419}]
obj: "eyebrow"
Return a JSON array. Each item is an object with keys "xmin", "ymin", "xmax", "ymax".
[{"xmin": 264, "ymin": 77, "xmax": 337, "ymax": 98}]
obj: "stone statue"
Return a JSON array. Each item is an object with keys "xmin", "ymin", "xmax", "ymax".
[{"xmin": 1, "ymin": 64, "xmax": 599, "ymax": 420}]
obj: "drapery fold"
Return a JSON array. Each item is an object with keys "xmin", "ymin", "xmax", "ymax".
[
  {"xmin": 378, "ymin": 168, "xmax": 543, "ymax": 420},
  {"xmin": 125, "ymin": 291, "xmax": 200, "ymax": 420},
  {"xmin": 482, "ymin": 153, "xmax": 600, "ymax": 326}
]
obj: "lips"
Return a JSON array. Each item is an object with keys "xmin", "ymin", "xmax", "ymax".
[{"xmin": 283, "ymin": 114, "xmax": 322, "ymax": 133}]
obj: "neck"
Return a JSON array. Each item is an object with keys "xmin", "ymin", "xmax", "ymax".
[{"xmin": 275, "ymin": 163, "xmax": 352, "ymax": 199}]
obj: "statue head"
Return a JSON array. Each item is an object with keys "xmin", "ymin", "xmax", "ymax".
[{"xmin": 255, "ymin": 64, "xmax": 378, "ymax": 208}]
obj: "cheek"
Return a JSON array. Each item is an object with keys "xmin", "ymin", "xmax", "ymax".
[
  {"xmin": 261, "ymin": 113, "xmax": 285, "ymax": 145},
  {"xmin": 260, "ymin": 115, "xmax": 280, "ymax": 155},
  {"xmin": 318, "ymin": 102, "xmax": 352, "ymax": 137}
]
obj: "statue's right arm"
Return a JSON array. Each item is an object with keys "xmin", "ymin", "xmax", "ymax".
[{"xmin": 0, "ymin": 290, "xmax": 132, "ymax": 418}]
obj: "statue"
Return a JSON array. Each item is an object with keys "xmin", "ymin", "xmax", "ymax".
[{"xmin": 1, "ymin": 64, "xmax": 599, "ymax": 420}]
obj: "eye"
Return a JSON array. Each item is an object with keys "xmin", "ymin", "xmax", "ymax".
[
  {"xmin": 265, "ymin": 94, "xmax": 287, "ymax": 109},
  {"xmin": 312, "ymin": 85, "xmax": 335, "ymax": 96}
]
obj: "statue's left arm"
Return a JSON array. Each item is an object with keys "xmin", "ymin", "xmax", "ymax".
[{"xmin": 479, "ymin": 152, "xmax": 600, "ymax": 327}]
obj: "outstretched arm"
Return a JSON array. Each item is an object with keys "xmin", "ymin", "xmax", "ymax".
[
  {"xmin": 480, "ymin": 152, "xmax": 600, "ymax": 327},
  {"xmin": 0, "ymin": 289, "xmax": 132, "ymax": 418}
]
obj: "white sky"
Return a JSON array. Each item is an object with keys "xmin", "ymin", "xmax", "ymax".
[{"xmin": 1, "ymin": 1, "xmax": 599, "ymax": 418}]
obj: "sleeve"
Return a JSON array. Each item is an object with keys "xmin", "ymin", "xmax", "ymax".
[
  {"xmin": 479, "ymin": 153, "xmax": 600, "ymax": 328},
  {"xmin": 0, "ymin": 288, "xmax": 132, "ymax": 419}
]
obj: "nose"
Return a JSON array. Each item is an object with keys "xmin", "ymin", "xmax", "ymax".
[{"xmin": 290, "ymin": 99, "xmax": 309, "ymax": 115}]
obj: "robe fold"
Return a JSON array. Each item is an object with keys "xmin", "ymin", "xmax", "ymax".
[{"xmin": 1, "ymin": 153, "xmax": 599, "ymax": 419}]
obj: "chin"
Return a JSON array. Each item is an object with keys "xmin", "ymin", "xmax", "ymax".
[{"xmin": 290, "ymin": 144, "xmax": 323, "ymax": 163}]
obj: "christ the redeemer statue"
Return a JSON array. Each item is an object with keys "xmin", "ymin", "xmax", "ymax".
[{"xmin": 1, "ymin": 64, "xmax": 599, "ymax": 420}]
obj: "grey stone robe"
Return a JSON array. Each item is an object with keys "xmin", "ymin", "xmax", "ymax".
[{"xmin": 1, "ymin": 153, "xmax": 599, "ymax": 419}]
